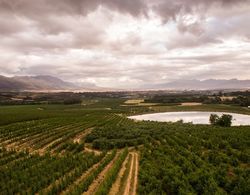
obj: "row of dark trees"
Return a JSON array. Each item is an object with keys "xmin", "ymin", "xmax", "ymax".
[
  {"xmin": 0, "ymin": 151, "xmax": 101, "ymax": 194},
  {"xmin": 144, "ymin": 92, "xmax": 250, "ymax": 107}
]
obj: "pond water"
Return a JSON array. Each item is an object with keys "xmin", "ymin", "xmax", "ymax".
[{"xmin": 129, "ymin": 112, "xmax": 250, "ymax": 126}]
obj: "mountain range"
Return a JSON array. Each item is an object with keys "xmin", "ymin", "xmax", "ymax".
[
  {"xmin": 0, "ymin": 75, "xmax": 250, "ymax": 91},
  {"xmin": 0, "ymin": 75, "xmax": 91, "ymax": 92},
  {"xmin": 150, "ymin": 79, "xmax": 250, "ymax": 90}
]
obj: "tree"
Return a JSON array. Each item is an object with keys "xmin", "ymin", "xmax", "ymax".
[
  {"xmin": 209, "ymin": 114, "xmax": 219, "ymax": 125},
  {"xmin": 217, "ymin": 114, "xmax": 233, "ymax": 127},
  {"xmin": 209, "ymin": 114, "xmax": 233, "ymax": 127}
]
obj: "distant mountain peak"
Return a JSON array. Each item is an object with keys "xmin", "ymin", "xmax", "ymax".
[
  {"xmin": 0, "ymin": 75, "xmax": 75, "ymax": 91},
  {"xmin": 0, "ymin": 75, "xmax": 107, "ymax": 92}
]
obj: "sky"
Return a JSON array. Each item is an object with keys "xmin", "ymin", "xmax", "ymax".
[{"xmin": 0, "ymin": 0, "xmax": 250, "ymax": 89}]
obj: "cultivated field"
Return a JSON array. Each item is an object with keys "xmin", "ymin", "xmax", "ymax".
[{"xmin": 0, "ymin": 99, "xmax": 249, "ymax": 194}]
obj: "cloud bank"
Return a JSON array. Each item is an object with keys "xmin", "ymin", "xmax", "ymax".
[{"xmin": 0, "ymin": 0, "xmax": 250, "ymax": 89}]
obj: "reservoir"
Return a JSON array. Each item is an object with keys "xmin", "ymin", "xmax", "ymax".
[{"xmin": 129, "ymin": 112, "xmax": 250, "ymax": 126}]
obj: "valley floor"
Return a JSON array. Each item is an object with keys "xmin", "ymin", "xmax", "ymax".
[{"xmin": 0, "ymin": 102, "xmax": 249, "ymax": 194}]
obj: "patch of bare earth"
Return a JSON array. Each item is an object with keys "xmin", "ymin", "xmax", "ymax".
[
  {"xmin": 124, "ymin": 99, "xmax": 144, "ymax": 104},
  {"xmin": 84, "ymin": 143, "xmax": 102, "ymax": 155},
  {"xmin": 220, "ymin": 96, "xmax": 236, "ymax": 101},
  {"xmin": 73, "ymin": 128, "xmax": 93, "ymax": 143},
  {"xmin": 180, "ymin": 102, "xmax": 202, "ymax": 106},
  {"xmin": 2, "ymin": 142, "xmax": 33, "ymax": 154},
  {"xmin": 83, "ymin": 152, "xmax": 120, "ymax": 195}
]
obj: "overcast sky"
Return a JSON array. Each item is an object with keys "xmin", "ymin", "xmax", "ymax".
[{"xmin": 0, "ymin": 0, "xmax": 250, "ymax": 89}]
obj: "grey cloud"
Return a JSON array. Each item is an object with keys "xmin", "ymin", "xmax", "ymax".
[
  {"xmin": 0, "ymin": 0, "xmax": 248, "ymax": 22},
  {"xmin": 0, "ymin": 15, "xmax": 25, "ymax": 35},
  {"xmin": 0, "ymin": 0, "xmax": 99, "ymax": 17},
  {"xmin": 166, "ymin": 33, "xmax": 222, "ymax": 49},
  {"xmin": 153, "ymin": 0, "xmax": 250, "ymax": 46},
  {"xmin": 1, "ymin": 0, "xmax": 249, "ymax": 50},
  {"xmin": 0, "ymin": 0, "xmax": 147, "ymax": 17},
  {"xmin": 103, "ymin": 0, "xmax": 147, "ymax": 17},
  {"xmin": 185, "ymin": 62, "xmax": 250, "ymax": 81},
  {"xmin": 153, "ymin": 0, "xmax": 249, "ymax": 22},
  {"xmin": 165, "ymin": 7, "xmax": 250, "ymax": 49},
  {"xmin": 0, "ymin": 0, "xmax": 147, "ymax": 42},
  {"xmin": 177, "ymin": 21, "xmax": 204, "ymax": 36}
]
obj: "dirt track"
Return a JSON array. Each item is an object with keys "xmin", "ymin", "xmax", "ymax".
[
  {"xmin": 123, "ymin": 152, "xmax": 138, "ymax": 195},
  {"xmin": 108, "ymin": 155, "xmax": 129, "ymax": 195},
  {"xmin": 132, "ymin": 153, "xmax": 139, "ymax": 195}
]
